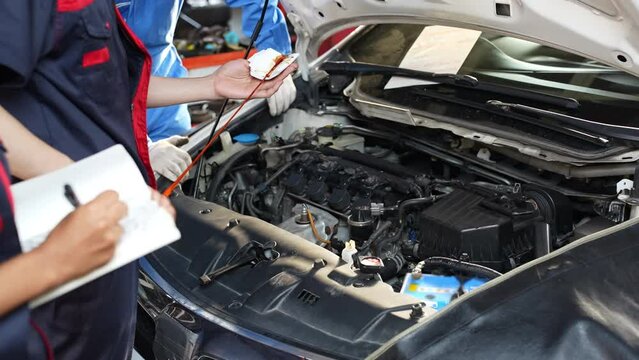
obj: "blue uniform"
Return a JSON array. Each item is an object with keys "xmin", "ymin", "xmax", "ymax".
[
  {"xmin": 227, "ymin": 0, "xmax": 292, "ymax": 54},
  {"xmin": 0, "ymin": 1, "xmax": 155, "ymax": 359},
  {"xmin": 116, "ymin": 0, "xmax": 292, "ymax": 141},
  {"xmin": 0, "ymin": 144, "xmax": 50, "ymax": 360}
]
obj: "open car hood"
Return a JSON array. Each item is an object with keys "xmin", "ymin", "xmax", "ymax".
[{"xmin": 281, "ymin": 0, "xmax": 639, "ymax": 79}]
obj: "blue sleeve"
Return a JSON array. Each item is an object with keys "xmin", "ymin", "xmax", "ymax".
[
  {"xmin": 226, "ymin": 0, "xmax": 292, "ymax": 54},
  {"xmin": 0, "ymin": 0, "xmax": 55, "ymax": 87}
]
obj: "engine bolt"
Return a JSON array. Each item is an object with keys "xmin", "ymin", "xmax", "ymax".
[
  {"xmin": 410, "ymin": 303, "xmax": 426, "ymax": 319},
  {"xmin": 225, "ymin": 218, "xmax": 241, "ymax": 232},
  {"xmin": 296, "ymin": 204, "xmax": 311, "ymax": 224}
]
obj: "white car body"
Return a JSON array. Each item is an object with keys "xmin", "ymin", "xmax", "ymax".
[{"xmin": 283, "ymin": 0, "xmax": 639, "ymax": 78}]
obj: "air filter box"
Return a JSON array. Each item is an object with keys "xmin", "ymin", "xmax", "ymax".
[{"xmin": 417, "ymin": 189, "xmax": 538, "ymax": 271}]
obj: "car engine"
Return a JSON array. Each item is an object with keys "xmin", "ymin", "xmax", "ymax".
[{"xmin": 194, "ymin": 114, "xmax": 577, "ymax": 307}]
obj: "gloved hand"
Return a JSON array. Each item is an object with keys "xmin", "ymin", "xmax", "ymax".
[
  {"xmin": 267, "ymin": 75, "xmax": 296, "ymax": 116},
  {"xmin": 148, "ymin": 135, "xmax": 192, "ymax": 182}
]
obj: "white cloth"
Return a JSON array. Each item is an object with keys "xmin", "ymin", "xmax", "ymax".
[
  {"xmin": 267, "ymin": 75, "xmax": 296, "ymax": 116},
  {"xmin": 148, "ymin": 135, "xmax": 192, "ymax": 181}
]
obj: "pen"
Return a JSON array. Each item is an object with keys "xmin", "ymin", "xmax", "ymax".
[{"xmin": 64, "ymin": 184, "xmax": 81, "ymax": 208}]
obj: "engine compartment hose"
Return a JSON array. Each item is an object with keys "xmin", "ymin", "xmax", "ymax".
[
  {"xmin": 206, "ymin": 145, "xmax": 259, "ymax": 201},
  {"xmin": 260, "ymin": 141, "xmax": 303, "ymax": 157},
  {"xmin": 253, "ymin": 158, "xmax": 300, "ymax": 194},
  {"xmin": 379, "ymin": 253, "xmax": 406, "ymax": 281},
  {"xmin": 245, "ymin": 192, "xmax": 269, "ymax": 219},
  {"xmin": 361, "ymin": 221, "xmax": 392, "ymax": 253},
  {"xmin": 306, "ymin": 207, "xmax": 331, "ymax": 245},
  {"xmin": 415, "ymin": 256, "xmax": 503, "ymax": 280},
  {"xmin": 398, "ymin": 195, "xmax": 446, "ymax": 225}
]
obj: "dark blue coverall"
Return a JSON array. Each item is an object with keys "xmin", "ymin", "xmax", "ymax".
[
  {"xmin": 0, "ymin": 1, "xmax": 156, "ymax": 358},
  {"xmin": 0, "ymin": 144, "xmax": 52, "ymax": 360}
]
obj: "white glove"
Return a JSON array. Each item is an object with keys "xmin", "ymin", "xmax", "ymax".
[
  {"xmin": 148, "ymin": 135, "xmax": 192, "ymax": 182},
  {"xmin": 267, "ymin": 75, "xmax": 296, "ymax": 116}
]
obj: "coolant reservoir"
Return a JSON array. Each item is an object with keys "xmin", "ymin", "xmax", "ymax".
[{"xmin": 208, "ymin": 131, "xmax": 259, "ymax": 165}]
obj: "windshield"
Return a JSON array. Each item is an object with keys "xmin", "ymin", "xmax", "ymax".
[{"xmin": 346, "ymin": 24, "xmax": 639, "ymax": 127}]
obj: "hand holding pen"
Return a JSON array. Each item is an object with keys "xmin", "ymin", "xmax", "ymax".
[{"xmin": 34, "ymin": 189, "xmax": 128, "ymax": 283}]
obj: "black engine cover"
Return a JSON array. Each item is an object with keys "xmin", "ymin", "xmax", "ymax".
[{"xmin": 144, "ymin": 194, "xmax": 432, "ymax": 359}]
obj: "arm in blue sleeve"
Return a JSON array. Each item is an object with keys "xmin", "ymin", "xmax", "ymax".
[{"xmin": 226, "ymin": 0, "xmax": 292, "ymax": 54}]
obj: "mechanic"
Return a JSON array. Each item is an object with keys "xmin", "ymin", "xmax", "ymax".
[
  {"xmin": 0, "ymin": 1, "xmax": 295, "ymax": 359},
  {"xmin": 0, "ymin": 124, "xmax": 128, "ymax": 359},
  {"xmin": 115, "ymin": 0, "xmax": 295, "ymax": 180}
]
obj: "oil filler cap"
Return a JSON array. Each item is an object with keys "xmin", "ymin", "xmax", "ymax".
[
  {"xmin": 355, "ymin": 256, "xmax": 384, "ymax": 274},
  {"xmin": 233, "ymin": 133, "xmax": 260, "ymax": 145}
]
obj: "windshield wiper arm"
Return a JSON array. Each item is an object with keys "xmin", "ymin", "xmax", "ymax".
[
  {"xmin": 486, "ymin": 100, "xmax": 639, "ymax": 143},
  {"xmin": 320, "ymin": 61, "xmax": 580, "ymax": 110},
  {"xmin": 320, "ymin": 61, "xmax": 479, "ymax": 86},
  {"xmin": 409, "ymin": 88, "xmax": 608, "ymax": 146}
]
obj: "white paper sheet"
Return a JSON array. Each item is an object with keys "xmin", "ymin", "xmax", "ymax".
[
  {"xmin": 384, "ymin": 26, "xmax": 482, "ymax": 90},
  {"xmin": 10, "ymin": 145, "xmax": 181, "ymax": 308}
]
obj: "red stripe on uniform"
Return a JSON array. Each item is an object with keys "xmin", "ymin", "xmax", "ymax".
[
  {"xmin": 57, "ymin": 0, "xmax": 93, "ymax": 12},
  {"xmin": 30, "ymin": 319, "xmax": 55, "ymax": 360},
  {"xmin": 114, "ymin": 7, "xmax": 157, "ymax": 189},
  {"xmin": 82, "ymin": 47, "xmax": 110, "ymax": 68},
  {"xmin": 0, "ymin": 163, "xmax": 14, "ymax": 211}
]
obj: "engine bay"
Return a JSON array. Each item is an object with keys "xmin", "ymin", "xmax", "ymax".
[{"xmin": 180, "ymin": 109, "xmax": 622, "ymax": 312}]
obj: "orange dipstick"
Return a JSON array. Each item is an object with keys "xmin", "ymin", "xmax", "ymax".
[{"xmin": 163, "ymin": 57, "xmax": 288, "ymax": 197}]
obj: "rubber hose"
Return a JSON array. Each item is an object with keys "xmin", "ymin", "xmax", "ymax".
[
  {"xmin": 254, "ymin": 158, "xmax": 300, "ymax": 193},
  {"xmin": 206, "ymin": 145, "xmax": 259, "ymax": 202},
  {"xmin": 398, "ymin": 195, "xmax": 446, "ymax": 225},
  {"xmin": 376, "ymin": 230, "xmax": 401, "ymax": 256},
  {"xmin": 379, "ymin": 253, "xmax": 406, "ymax": 281},
  {"xmin": 420, "ymin": 256, "xmax": 502, "ymax": 280},
  {"xmin": 361, "ymin": 221, "xmax": 392, "ymax": 252}
]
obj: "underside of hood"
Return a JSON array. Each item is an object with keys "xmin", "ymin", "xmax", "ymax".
[{"xmin": 281, "ymin": 0, "xmax": 639, "ymax": 79}]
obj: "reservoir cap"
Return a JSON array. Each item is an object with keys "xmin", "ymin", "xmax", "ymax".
[{"xmin": 233, "ymin": 133, "xmax": 260, "ymax": 145}]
